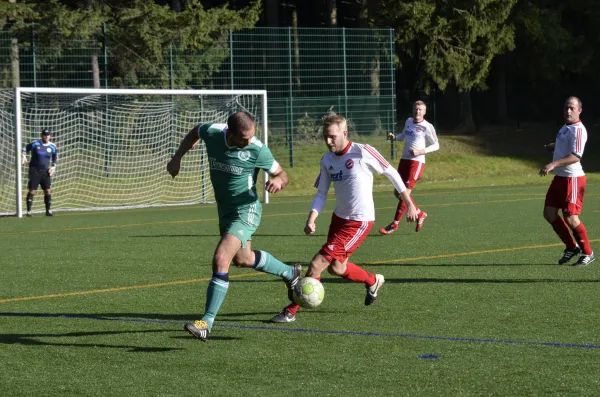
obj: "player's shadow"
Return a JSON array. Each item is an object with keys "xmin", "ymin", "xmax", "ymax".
[
  {"xmin": 0, "ymin": 312, "xmax": 241, "ymax": 349},
  {"xmin": 0, "ymin": 328, "xmax": 182, "ymax": 352},
  {"xmin": 129, "ymin": 233, "xmax": 304, "ymax": 238},
  {"xmin": 318, "ymin": 277, "xmax": 600, "ymax": 284},
  {"xmin": 359, "ymin": 262, "xmax": 556, "ymax": 267}
]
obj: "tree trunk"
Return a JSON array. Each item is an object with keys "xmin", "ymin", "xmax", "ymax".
[
  {"xmin": 493, "ymin": 55, "xmax": 510, "ymax": 124},
  {"xmin": 92, "ymin": 55, "xmax": 100, "ymax": 88},
  {"xmin": 83, "ymin": 0, "xmax": 101, "ymax": 88},
  {"xmin": 264, "ymin": 0, "xmax": 279, "ymax": 27},
  {"xmin": 291, "ymin": 5, "xmax": 300, "ymax": 90},
  {"xmin": 460, "ymin": 91, "xmax": 477, "ymax": 134},
  {"xmin": 9, "ymin": 0, "xmax": 19, "ymax": 88},
  {"xmin": 358, "ymin": 0, "xmax": 383, "ymax": 133},
  {"xmin": 326, "ymin": 0, "xmax": 337, "ymax": 27},
  {"xmin": 170, "ymin": 0, "xmax": 183, "ymax": 13}
]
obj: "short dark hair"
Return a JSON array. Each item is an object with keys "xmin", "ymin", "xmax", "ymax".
[
  {"xmin": 566, "ymin": 96, "xmax": 582, "ymax": 110},
  {"xmin": 41, "ymin": 129, "xmax": 51, "ymax": 136},
  {"xmin": 227, "ymin": 112, "xmax": 255, "ymax": 135}
]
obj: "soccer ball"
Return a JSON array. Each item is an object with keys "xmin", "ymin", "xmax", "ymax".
[{"xmin": 293, "ymin": 277, "xmax": 325, "ymax": 308}]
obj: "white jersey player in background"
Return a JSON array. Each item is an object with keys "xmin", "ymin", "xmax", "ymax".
[
  {"xmin": 379, "ymin": 100, "xmax": 439, "ymax": 234},
  {"xmin": 271, "ymin": 114, "xmax": 421, "ymax": 323},
  {"xmin": 540, "ymin": 96, "xmax": 594, "ymax": 266}
]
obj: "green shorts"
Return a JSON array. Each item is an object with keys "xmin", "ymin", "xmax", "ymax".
[{"xmin": 218, "ymin": 202, "xmax": 262, "ymax": 248}]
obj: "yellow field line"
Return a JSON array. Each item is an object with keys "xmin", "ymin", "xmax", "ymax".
[
  {"xmin": 367, "ymin": 239, "xmax": 600, "ymax": 264},
  {"xmin": 0, "ymin": 272, "xmax": 263, "ymax": 304},
  {"xmin": 3, "ymin": 238, "xmax": 599, "ymax": 304},
  {"xmin": 0, "ymin": 212, "xmax": 308, "ymax": 236},
  {"xmin": 5, "ymin": 193, "xmax": 599, "ymax": 237}
]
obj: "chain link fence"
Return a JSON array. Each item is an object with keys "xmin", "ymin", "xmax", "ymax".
[{"xmin": 1, "ymin": 26, "xmax": 396, "ymax": 167}]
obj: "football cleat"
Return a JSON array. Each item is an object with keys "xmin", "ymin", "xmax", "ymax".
[
  {"xmin": 365, "ymin": 274, "xmax": 385, "ymax": 306},
  {"xmin": 26, "ymin": 211, "xmax": 32, "ymax": 217},
  {"xmin": 378, "ymin": 222, "xmax": 398, "ymax": 235},
  {"xmin": 285, "ymin": 263, "xmax": 302, "ymax": 301},
  {"xmin": 572, "ymin": 253, "xmax": 595, "ymax": 267},
  {"xmin": 270, "ymin": 309, "xmax": 296, "ymax": 323},
  {"xmin": 415, "ymin": 212, "xmax": 427, "ymax": 232},
  {"xmin": 45, "ymin": 210, "xmax": 53, "ymax": 217},
  {"xmin": 558, "ymin": 246, "xmax": 581, "ymax": 265},
  {"xmin": 184, "ymin": 320, "xmax": 210, "ymax": 341}
]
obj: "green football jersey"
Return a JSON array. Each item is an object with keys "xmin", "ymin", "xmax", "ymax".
[{"xmin": 198, "ymin": 123, "xmax": 278, "ymax": 210}]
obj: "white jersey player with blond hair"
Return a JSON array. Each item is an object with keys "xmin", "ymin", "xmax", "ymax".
[
  {"xmin": 271, "ymin": 114, "xmax": 421, "ymax": 324},
  {"xmin": 540, "ymin": 96, "xmax": 594, "ymax": 266},
  {"xmin": 380, "ymin": 100, "xmax": 439, "ymax": 235}
]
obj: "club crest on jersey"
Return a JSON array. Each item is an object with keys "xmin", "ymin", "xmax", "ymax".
[
  {"xmin": 237, "ymin": 151, "xmax": 251, "ymax": 161},
  {"xmin": 330, "ymin": 169, "xmax": 343, "ymax": 181},
  {"xmin": 46, "ymin": 148, "xmax": 52, "ymax": 153},
  {"xmin": 345, "ymin": 159, "xmax": 354, "ymax": 169}
]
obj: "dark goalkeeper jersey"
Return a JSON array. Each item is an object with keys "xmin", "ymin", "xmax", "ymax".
[{"xmin": 24, "ymin": 140, "xmax": 58, "ymax": 171}]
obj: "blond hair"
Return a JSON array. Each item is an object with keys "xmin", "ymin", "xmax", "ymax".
[
  {"xmin": 413, "ymin": 100, "xmax": 426, "ymax": 108},
  {"xmin": 322, "ymin": 113, "xmax": 347, "ymax": 132}
]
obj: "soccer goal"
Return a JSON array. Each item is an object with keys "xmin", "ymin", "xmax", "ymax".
[{"xmin": 0, "ymin": 88, "xmax": 269, "ymax": 217}]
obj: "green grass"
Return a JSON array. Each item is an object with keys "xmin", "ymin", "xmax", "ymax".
[{"xmin": 1, "ymin": 181, "xmax": 600, "ymax": 396}]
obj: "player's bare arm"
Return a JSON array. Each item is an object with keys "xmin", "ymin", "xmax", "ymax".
[
  {"xmin": 167, "ymin": 126, "xmax": 200, "ymax": 178},
  {"xmin": 265, "ymin": 166, "xmax": 289, "ymax": 193},
  {"xmin": 539, "ymin": 153, "xmax": 581, "ymax": 176},
  {"xmin": 304, "ymin": 209, "xmax": 318, "ymax": 235}
]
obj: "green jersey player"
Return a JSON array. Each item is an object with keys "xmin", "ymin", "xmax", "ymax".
[{"xmin": 167, "ymin": 111, "xmax": 301, "ymax": 341}]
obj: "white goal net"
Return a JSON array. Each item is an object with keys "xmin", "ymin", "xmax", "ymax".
[{"xmin": 0, "ymin": 88, "xmax": 268, "ymax": 217}]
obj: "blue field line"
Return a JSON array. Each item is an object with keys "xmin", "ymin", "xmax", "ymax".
[{"xmin": 2, "ymin": 311, "xmax": 600, "ymax": 350}]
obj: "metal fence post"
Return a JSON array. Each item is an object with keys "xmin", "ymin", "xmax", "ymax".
[
  {"xmin": 229, "ymin": 30, "xmax": 234, "ymax": 89},
  {"xmin": 102, "ymin": 23, "xmax": 108, "ymax": 88},
  {"xmin": 288, "ymin": 27, "xmax": 294, "ymax": 167},
  {"xmin": 31, "ymin": 24, "xmax": 37, "ymax": 88},
  {"xmin": 342, "ymin": 28, "xmax": 348, "ymax": 117},
  {"xmin": 169, "ymin": 42, "xmax": 174, "ymax": 89},
  {"xmin": 389, "ymin": 28, "xmax": 396, "ymax": 159}
]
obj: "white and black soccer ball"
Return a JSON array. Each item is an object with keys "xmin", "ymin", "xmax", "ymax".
[{"xmin": 293, "ymin": 277, "xmax": 325, "ymax": 308}]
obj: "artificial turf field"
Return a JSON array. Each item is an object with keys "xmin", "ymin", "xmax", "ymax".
[{"xmin": 1, "ymin": 182, "xmax": 599, "ymax": 396}]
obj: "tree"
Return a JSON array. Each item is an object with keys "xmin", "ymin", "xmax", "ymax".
[
  {"xmin": 375, "ymin": 0, "xmax": 517, "ymax": 132},
  {"xmin": 1, "ymin": 0, "xmax": 262, "ymax": 89},
  {"xmin": 1, "ymin": 0, "xmax": 37, "ymax": 87},
  {"xmin": 326, "ymin": 0, "xmax": 337, "ymax": 26}
]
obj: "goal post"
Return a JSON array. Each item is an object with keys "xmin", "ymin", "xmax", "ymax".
[{"xmin": 2, "ymin": 87, "xmax": 269, "ymax": 218}]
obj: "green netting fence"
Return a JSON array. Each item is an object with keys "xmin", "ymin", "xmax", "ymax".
[{"xmin": 0, "ymin": 26, "xmax": 396, "ymax": 167}]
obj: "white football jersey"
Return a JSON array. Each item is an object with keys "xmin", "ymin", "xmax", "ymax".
[
  {"xmin": 552, "ymin": 121, "xmax": 587, "ymax": 177},
  {"xmin": 313, "ymin": 142, "xmax": 391, "ymax": 221},
  {"xmin": 397, "ymin": 117, "xmax": 438, "ymax": 163}
]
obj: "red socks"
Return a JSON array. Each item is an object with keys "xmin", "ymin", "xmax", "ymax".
[
  {"xmin": 342, "ymin": 262, "xmax": 376, "ymax": 286},
  {"xmin": 573, "ymin": 223, "xmax": 593, "ymax": 255},
  {"xmin": 286, "ymin": 276, "xmax": 322, "ymax": 315},
  {"xmin": 551, "ymin": 218, "xmax": 577, "ymax": 248},
  {"xmin": 395, "ymin": 196, "xmax": 421, "ymax": 222},
  {"xmin": 286, "ymin": 263, "xmax": 377, "ymax": 316},
  {"xmin": 394, "ymin": 201, "xmax": 406, "ymax": 222}
]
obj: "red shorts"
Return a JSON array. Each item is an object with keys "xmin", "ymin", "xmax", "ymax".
[
  {"xmin": 319, "ymin": 213, "xmax": 374, "ymax": 262},
  {"xmin": 544, "ymin": 175, "xmax": 586, "ymax": 215},
  {"xmin": 398, "ymin": 159, "xmax": 424, "ymax": 189}
]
